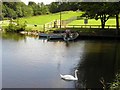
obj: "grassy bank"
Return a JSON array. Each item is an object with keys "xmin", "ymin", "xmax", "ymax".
[{"xmin": 19, "ymin": 11, "xmax": 84, "ymax": 25}]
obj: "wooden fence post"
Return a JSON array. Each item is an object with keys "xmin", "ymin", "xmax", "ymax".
[
  {"xmin": 51, "ymin": 22, "xmax": 52, "ymax": 28},
  {"xmin": 43, "ymin": 24, "xmax": 45, "ymax": 32}
]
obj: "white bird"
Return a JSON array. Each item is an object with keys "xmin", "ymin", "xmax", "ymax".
[{"xmin": 60, "ymin": 69, "xmax": 78, "ymax": 81}]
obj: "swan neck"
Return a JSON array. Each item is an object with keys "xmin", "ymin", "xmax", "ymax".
[{"xmin": 75, "ymin": 70, "xmax": 78, "ymax": 79}]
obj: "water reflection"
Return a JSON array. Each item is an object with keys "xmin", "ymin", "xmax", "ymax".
[
  {"xmin": 76, "ymin": 40, "xmax": 120, "ymax": 89},
  {"xmin": 2, "ymin": 34, "xmax": 84, "ymax": 88},
  {"xmin": 1, "ymin": 33, "xmax": 120, "ymax": 89},
  {"xmin": 2, "ymin": 32, "xmax": 26, "ymax": 41},
  {"xmin": 0, "ymin": 33, "xmax": 2, "ymax": 89}
]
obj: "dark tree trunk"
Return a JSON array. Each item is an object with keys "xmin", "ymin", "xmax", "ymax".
[
  {"xmin": 100, "ymin": 15, "xmax": 106, "ymax": 29},
  {"xmin": 116, "ymin": 14, "xmax": 119, "ymax": 30},
  {"xmin": 101, "ymin": 19, "xmax": 105, "ymax": 29},
  {"xmin": 100, "ymin": 14, "xmax": 110, "ymax": 30},
  {"xmin": 115, "ymin": 14, "xmax": 119, "ymax": 36},
  {"xmin": 101, "ymin": 22, "xmax": 105, "ymax": 29}
]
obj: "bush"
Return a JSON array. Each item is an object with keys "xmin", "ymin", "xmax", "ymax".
[
  {"xmin": 110, "ymin": 73, "xmax": 120, "ymax": 90},
  {"xmin": 5, "ymin": 19, "xmax": 27, "ymax": 32}
]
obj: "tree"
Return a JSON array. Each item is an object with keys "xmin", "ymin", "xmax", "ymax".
[
  {"xmin": 104, "ymin": 2, "xmax": 120, "ymax": 30},
  {"xmin": 113, "ymin": 2, "xmax": 120, "ymax": 30},
  {"xmin": 38, "ymin": 2, "xmax": 49, "ymax": 15},
  {"xmin": 49, "ymin": 2, "xmax": 60, "ymax": 13},
  {"xmin": 22, "ymin": 6, "xmax": 33, "ymax": 17},
  {"xmin": 2, "ymin": 2, "xmax": 33, "ymax": 18},
  {"xmin": 2, "ymin": 4, "xmax": 7, "ymax": 18},
  {"xmin": 80, "ymin": 2, "xmax": 120, "ymax": 29},
  {"xmin": 15, "ymin": 2, "xmax": 27, "ymax": 17},
  {"xmin": 49, "ymin": 2, "xmax": 80, "ymax": 13},
  {"xmin": 28, "ymin": 2, "xmax": 49, "ymax": 15},
  {"xmin": 28, "ymin": 1, "xmax": 39, "ymax": 15},
  {"xmin": 4, "ymin": 4, "xmax": 17, "ymax": 19}
]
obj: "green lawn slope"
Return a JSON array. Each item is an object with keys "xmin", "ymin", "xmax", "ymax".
[{"xmin": 19, "ymin": 11, "xmax": 84, "ymax": 25}]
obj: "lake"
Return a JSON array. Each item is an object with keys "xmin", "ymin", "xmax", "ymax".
[{"xmin": 1, "ymin": 33, "xmax": 120, "ymax": 89}]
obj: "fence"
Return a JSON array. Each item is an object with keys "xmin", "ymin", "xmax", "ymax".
[
  {"xmin": 43, "ymin": 16, "xmax": 79, "ymax": 31},
  {"xmin": 44, "ymin": 20, "xmax": 55, "ymax": 32},
  {"xmin": 57, "ymin": 25, "xmax": 117, "ymax": 29}
]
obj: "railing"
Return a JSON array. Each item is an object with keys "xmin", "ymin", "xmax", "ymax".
[
  {"xmin": 44, "ymin": 20, "xmax": 55, "ymax": 31},
  {"xmin": 57, "ymin": 25, "xmax": 117, "ymax": 29}
]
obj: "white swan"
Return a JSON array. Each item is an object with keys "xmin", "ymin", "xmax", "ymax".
[{"xmin": 60, "ymin": 69, "xmax": 78, "ymax": 81}]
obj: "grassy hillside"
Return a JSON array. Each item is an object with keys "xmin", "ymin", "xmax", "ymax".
[
  {"xmin": 1, "ymin": 11, "xmax": 84, "ymax": 31},
  {"xmin": 19, "ymin": 11, "xmax": 84, "ymax": 25},
  {"xmin": 1, "ymin": 12, "xmax": 119, "ymax": 31}
]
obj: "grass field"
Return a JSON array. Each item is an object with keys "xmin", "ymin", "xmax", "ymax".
[
  {"xmin": 1, "ymin": 11, "xmax": 84, "ymax": 31},
  {"xmin": 68, "ymin": 18, "xmax": 117, "ymax": 25},
  {"xmin": 19, "ymin": 11, "xmax": 84, "ymax": 25},
  {"xmin": 67, "ymin": 18, "xmax": 120, "ymax": 29},
  {"xmin": 1, "ymin": 12, "xmax": 119, "ymax": 31}
]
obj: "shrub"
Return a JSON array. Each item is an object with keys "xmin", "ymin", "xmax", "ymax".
[
  {"xmin": 110, "ymin": 73, "xmax": 120, "ymax": 90},
  {"xmin": 5, "ymin": 19, "xmax": 27, "ymax": 32}
]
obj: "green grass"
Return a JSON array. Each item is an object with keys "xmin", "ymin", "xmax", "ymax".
[
  {"xmin": 1, "ymin": 12, "xmax": 119, "ymax": 31},
  {"xmin": 68, "ymin": 18, "xmax": 117, "ymax": 25},
  {"xmin": 67, "ymin": 18, "xmax": 119, "ymax": 29},
  {"xmin": 0, "ymin": 20, "xmax": 10, "ymax": 26},
  {"xmin": 19, "ymin": 11, "xmax": 84, "ymax": 25},
  {"xmin": 18, "ymin": 11, "xmax": 84, "ymax": 31},
  {"xmin": 1, "ymin": 11, "xmax": 83, "ymax": 31}
]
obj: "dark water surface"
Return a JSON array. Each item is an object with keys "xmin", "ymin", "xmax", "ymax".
[{"xmin": 2, "ymin": 33, "xmax": 120, "ymax": 89}]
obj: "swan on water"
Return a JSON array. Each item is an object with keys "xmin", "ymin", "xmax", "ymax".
[{"xmin": 60, "ymin": 69, "xmax": 78, "ymax": 81}]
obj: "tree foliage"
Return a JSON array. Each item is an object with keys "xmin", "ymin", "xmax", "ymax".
[
  {"xmin": 2, "ymin": 2, "xmax": 49, "ymax": 19},
  {"xmin": 110, "ymin": 73, "xmax": 120, "ymax": 90},
  {"xmin": 2, "ymin": 1, "xmax": 82, "ymax": 19},
  {"xmin": 80, "ymin": 2, "xmax": 120, "ymax": 29},
  {"xmin": 49, "ymin": 2, "xmax": 80, "ymax": 13},
  {"xmin": 49, "ymin": 2, "xmax": 60, "ymax": 13},
  {"xmin": 5, "ymin": 19, "xmax": 27, "ymax": 32}
]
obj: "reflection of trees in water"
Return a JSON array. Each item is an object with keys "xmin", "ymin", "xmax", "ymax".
[
  {"xmin": 2, "ymin": 32, "xmax": 26, "ymax": 41},
  {"xmin": 114, "ymin": 40, "xmax": 120, "ymax": 72},
  {"xmin": 75, "ymin": 41, "xmax": 120, "ymax": 89}
]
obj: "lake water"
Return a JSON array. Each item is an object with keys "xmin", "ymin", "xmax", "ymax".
[{"xmin": 1, "ymin": 33, "xmax": 120, "ymax": 89}]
